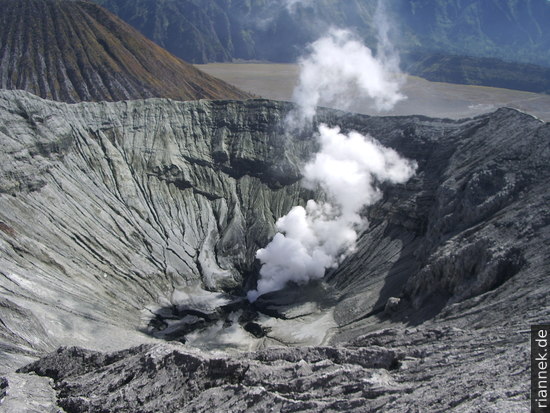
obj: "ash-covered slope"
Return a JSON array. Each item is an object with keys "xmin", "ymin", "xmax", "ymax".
[
  {"xmin": 0, "ymin": 90, "xmax": 314, "ymax": 370},
  {"xmin": 0, "ymin": 0, "xmax": 251, "ymax": 102},
  {"xmin": 0, "ymin": 90, "xmax": 548, "ymax": 411}
]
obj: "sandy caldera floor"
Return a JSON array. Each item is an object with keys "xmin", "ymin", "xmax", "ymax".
[{"xmin": 196, "ymin": 62, "xmax": 550, "ymax": 121}]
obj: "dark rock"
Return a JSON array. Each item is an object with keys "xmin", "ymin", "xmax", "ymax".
[
  {"xmin": 21, "ymin": 343, "xmax": 404, "ymax": 412},
  {"xmin": 20, "ymin": 324, "xmax": 530, "ymax": 412},
  {"xmin": 384, "ymin": 297, "xmax": 401, "ymax": 315},
  {"xmin": 243, "ymin": 322, "xmax": 267, "ymax": 338},
  {"xmin": 0, "ymin": 377, "xmax": 8, "ymax": 402}
]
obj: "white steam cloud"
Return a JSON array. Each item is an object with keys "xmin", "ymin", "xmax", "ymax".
[
  {"xmin": 374, "ymin": 0, "xmax": 400, "ymax": 74},
  {"xmin": 283, "ymin": 0, "xmax": 312, "ymax": 13},
  {"xmin": 247, "ymin": 3, "xmax": 414, "ymax": 302},
  {"xmin": 247, "ymin": 125, "xmax": 416, "ymax": 302},
  {"xmin": 288, "ymin": 28, "xmax": 405, "ymax": 125}
]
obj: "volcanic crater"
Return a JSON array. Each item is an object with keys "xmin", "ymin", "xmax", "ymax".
[{"xmin": 0, "ymin": 89, "xmax": 548, "ymax": 411}]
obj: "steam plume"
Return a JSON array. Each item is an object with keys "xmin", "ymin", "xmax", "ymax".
[
  {"xmin": 288, "ymin": 28, "xmax": 405, "ymax": 126},
  {"xmin": 247, "ymin": 125, "xmax": 416, "ymax": 302},
  {"xmin": 374, "ymin": 0, "xmax": 400, "ymax": 73},
  {"xmin": 283, "ymin": 0, "xmax": 312, "ymax": 13},
  {"xmin": 247, "ymin": 3, "xmax": 414, "ymax": 302}
]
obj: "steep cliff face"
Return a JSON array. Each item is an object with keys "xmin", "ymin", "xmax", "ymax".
[
  {"xmin": 0, "ymin": 90, "xmax": 548, "ymax": 411},
  {"xmin": 324, "ymin": 108, "xmax": 549, "ymax": 340},
  {"xmin": 0, "ymin": 91, "xmax": 313, "ymax": 366}
]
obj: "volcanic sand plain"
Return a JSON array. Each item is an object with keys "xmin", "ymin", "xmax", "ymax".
[{"xmin": 196, "ymin": 62, "xmax": 550, "ymax": 121}]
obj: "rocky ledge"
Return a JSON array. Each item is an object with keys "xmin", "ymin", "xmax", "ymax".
[{"xmin": 17, "ymin": 325, "xmax": 528, "ymax": 412}]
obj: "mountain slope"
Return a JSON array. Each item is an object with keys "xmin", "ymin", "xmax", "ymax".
[
  {"xmin": 89, "ymin": 0, "xmax": 550, "ymax": 93},
  {"xmin": 91, "ymin": 0, "xmax": 378, "ymax": 64},
  {"xmin": 93, "ymin": 0, "xmax": 550, "ymax": 67},
  {"xmin": 396, "ymin": 0, "xmax": 550, "ymax": 66},
  {"xmin": 0, "ymin": 0, "xmax": 251, "ymax": 102},
  {"xmin": 404, "ymin": 52, "xmax": 550, "ymax": 94}
]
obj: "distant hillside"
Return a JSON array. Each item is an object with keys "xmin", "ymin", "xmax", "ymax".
[
  {"xmin": 91, "ymin": 0, "xmax": 379, "ymax": 64},
  {"xmin": 0, "ymin": 0, "xmax": 252, "ymax": 103},
  {"xmin": 394, "ymin": 0, "xmax": 550, "ymax": 67},
  {"xmin": 90, "ymin": 0, "xmax": 550, "ymax": 94},
  {"xmin": 93, "ymin": 0, "xmax": 550, "ymax": 68},
  {"xmin": 404, "ymin": 53, "xmax": 550, "ymax": 95}
]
